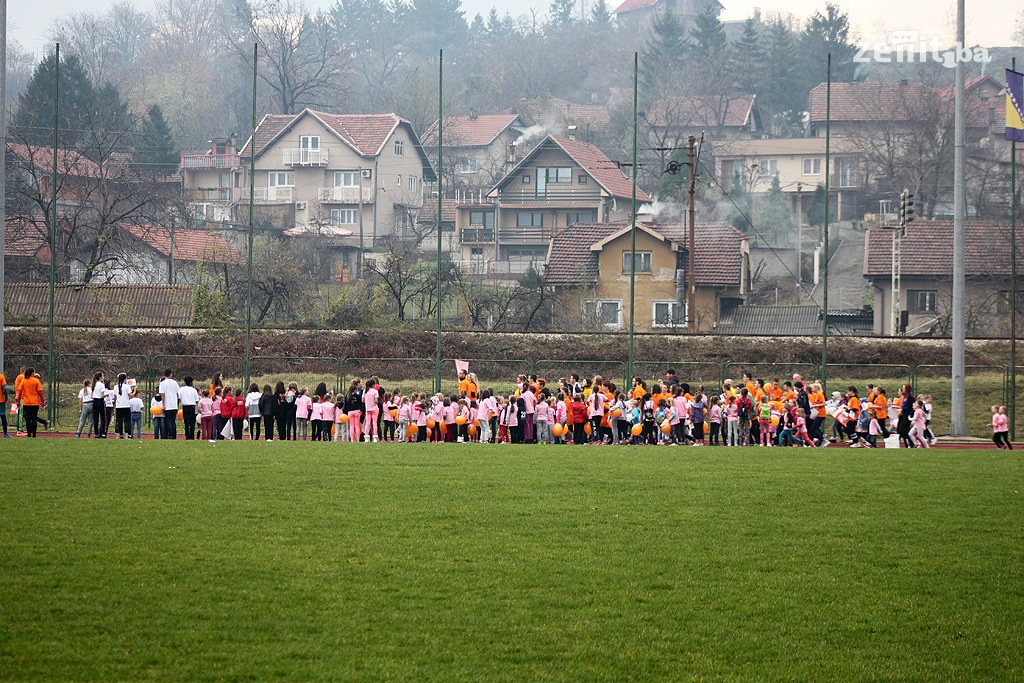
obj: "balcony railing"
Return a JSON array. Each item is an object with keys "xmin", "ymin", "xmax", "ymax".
[
  {"xmin": 457, "ymin": 258, "xmax": 545, "ymax": 277},
  {"xmin": 318, "ymin": 186, "xmax": 374, "ymax": 204},
  {"xmin": 239, "ymin": 187, "xmax": 295, "ymax": 203},
  {"xmin": 497, "ymin": 187, "xmax": 602, "ymax": 205},
  {"xmin": 460, "ymin": 227, "xmax": 495, "ymax": 244},
  {"xmin": 496, "ymin": 225, "xmax": 558, "ymax": 243},
  {"xmin": 180, "ymin": 153, "xmax": 242, "ymax": 169},
  {"xmin": 283, "ymin": 148, "xmax": 329, "ymax": 166},
  {"xmin": 186, "ymin": 188, "xmax": 231, "ymax": 202}
]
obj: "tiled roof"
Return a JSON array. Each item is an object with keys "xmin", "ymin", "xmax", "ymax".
[
  {"xmin": 504, "ymin": 135, "xmax": 650, "ymax": 203},
  {"xmin": 240, "ymin": 109, "xmax": 403, "ymax": 157},
  {"xmin": 514, "ymin": 97, "xmax": 611, "ymax": 131},
  {"xmin": 809, "ymin": 82, "xmax": 933, "ymax": 123},
  {"xmin": 417, "ymin": 199, "xmax": 457, "ymax": 224},
  {"xmin": 4, "ymin": 218, "xmax": 50, "ymax": 260},
  {"xmin": 613, "ymin": 0, "xmax": 658, "ymax": 12},
  {"xmin": 5, "ymin": 283, "xmax": 195, "ymax": 326},
  {"xmin": 421, "ymin": 114, "xmax": 520, "ymax": 147},
  {"xmin": 7, "ymin": 143, "xmax": 105, "ymax": 177},
  {"xmin": 714, "ymin": 305, "xmax": 874, "ymax": 336},
  {"xmin": 864, "ymin": 220, "xmax": 1014, "ymax": 277},
  {"xmin": 121, "ymin": 224, "xmax": 242, "ymax": 264},
  {"xmin": 647, "ymin": 94, "xmax": 757, "ymax": 129},
  {"xmin": 545, "ymin": 220, "xmax": 744, "ymax": 287}
]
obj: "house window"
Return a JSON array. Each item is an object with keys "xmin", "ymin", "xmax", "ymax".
[
  {"xmin": 578, "ymin": 175, "xmax": 588, "ymax": 184},
  {"xmin": 268, "ymin": 171, "xmax": 294, "ymax": 187},
  {"xmin": 908, "ymin": 290, "xmax": 937, "ymax": 313},
  {"xmin": 566, "ymin": 211, "xmax": 594, "ymax": 225},
  {"xmin": 334, "ymin": 171, "xmax": 359, "ymax": 187},
  {"xmin": 802, "ymin": 158, "xmax": 822, "ymax": 175},
  {"xmin": 838, "ymin": 158, "xmax": 858, "ymax": 187},
  {"xmin": 408, "ymin": 176, "xmax": 417, "ymax": 192},
  {"xmin": 300, "ymin": 135, "xmax": 320, "ymax": 150},
  {"xmin": 542, "ymin": 167, "xmax": 572, "ymax": 184},
  {"xmin": 394, "ymin": 139, "xmax": 405, "ymax": 156},
  {"xmin": 459, "ymin": 158, "xmax": 478, "ymax": 173},
  {"xmin": 653, "ymin": 301, "xmax": 687, "ymax": 328},
  {"xmin": 396, "ymin": 175, "xmax": 402, "ymax": 188},
  {"xmin": 758, "ymin": 159, "xmax": 778, "ymax": 177},
  {"xmin": 516, "ymin": 212, "xmax": 543, "ymax": 227},
  {"xmin": 622, "ymin": 251, "xmax": 652, "ymax": 274},
  {"xmin": 470, "ymin": 211, "xmax": 494, "ymax": 228},
  {"xmin": 583, "ymin": 300, "xmax": 622, "ymax": 329},
  {"xmin": 522, "ymin": 175, "xmax": 531, "ymax": 183},
  {"xmin": 331, "ymin": 209, "xmax": 358, "ymax": 225}
]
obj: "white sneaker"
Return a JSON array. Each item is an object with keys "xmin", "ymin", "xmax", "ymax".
[
  {"xmin": 373, "ymin": 436, "xmax": 379, "ymax": 442},
  {"xmin": 821, "ymin": 439, "xmax": 830, "ymax": 448}
]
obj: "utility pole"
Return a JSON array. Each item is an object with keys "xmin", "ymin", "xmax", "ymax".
[{"xmin": 687, "ymin": 135, "xmax": 697, "ymax": 333}]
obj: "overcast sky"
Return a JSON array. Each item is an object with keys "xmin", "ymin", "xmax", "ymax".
[{"xmin": 10, "ymin": 0, "xmax": 1013, "ymax": 58}]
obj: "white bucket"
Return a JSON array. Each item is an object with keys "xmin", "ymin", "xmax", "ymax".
[{"xmin": 884, "ymin": 434, "xmax": 901, "ymax": 449}]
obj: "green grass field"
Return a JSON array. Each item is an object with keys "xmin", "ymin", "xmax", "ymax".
[{"xmin": 2, "ymin": 441, "xmax": 1022, "ymax": 681}]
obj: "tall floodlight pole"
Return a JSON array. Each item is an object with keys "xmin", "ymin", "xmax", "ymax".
[
  {"xmin": 950, "ymin": 0, "xmax": 967, "ymax": 436},
  {"xmin": 1012, "ymin": 57, "xmax": 1019, "ymax": 441},
  {"xmin": 47, "ymin": 44, "xmax": 60, "ymax": 426},
  {"xmin": 687, "ymin": 135, "xmax": 697, "ymax": 333},
  {"xmin": 821, "ymin": 54, "xmax": 831, "ymax": 392},
  {"xmin": 627, "ymin": 52, "xmax": 638, "ymax": 385},
  {"xmin": 0, "ymin": 0, "xmax": 7, "ymax": 379},
  {"xmin": 244, "ymin": 43, "xmax": 257, "ymax": 390},
  {"xmin": 434, "ymin": 49, "xmax": 443, "ymax": 395}
]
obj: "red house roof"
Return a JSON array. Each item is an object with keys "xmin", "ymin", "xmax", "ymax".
[
  {"xmin": 421, "ymin": 114, "xmax": 521, "ymax": 147},
  {"xmin": 545, "ymin": 220, "xmax": 745, "ymax": 287},
  {"xmin": 121, "ymin": 224, "xmax": 242, "ymax": 264},
  {"xmin": 864, "ymin": 220, "xmax": 1014, "ymax": 277},
  {"xmin": 646, "ymin": 94, "xmax": 758, "ymax": 130},
  {"xmin": 4, "ymin": 218, "xmax": 51, "ymax": 260},
  {"xmin": 7, "ymin": 143, "xmax": 105, "ymax": 178},
  {"xmin": 241, "ymin": 110, "xmax": 405, "ymax": 158}
]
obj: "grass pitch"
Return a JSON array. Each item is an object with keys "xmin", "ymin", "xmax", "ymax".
[{"xmin": 1, "ymin": 441, "xmax": 1022, "ymax": 681}]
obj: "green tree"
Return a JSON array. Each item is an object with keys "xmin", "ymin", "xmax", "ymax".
[
  {"xmin": 548, "ymin": 0, "xmax": 576, "ymax": 31},
  {"xmin": 730, "ymin": 18, "xmax": 764, "ymax": 96},
  {"xmin": 806, "ymin": 183, "xmax": 834, "ymax": 227},
  {"xmin": 755, "ymin": 175, "xmax": 793, "ymax": 246},
  {"xmin": 640, "ymin": 10, "xmax": 688, "ymax": 101},
  {"xmin": 760, "ymin": 18, "xmax": 802, "ymax": 131},
  {"xmin": 13, "ymin": 53, "xmax": 99, "ymax": 150},
  {"xmin": 136, "ymin": 104, "xmax": 179, "ymax": 176},
  {"xmin": 590, "ymin": 0, "xmax": 613, "ymax": 29},
  {"xmin": 798, "ymin": 3, "xmax": 857, "ymax": 95}
]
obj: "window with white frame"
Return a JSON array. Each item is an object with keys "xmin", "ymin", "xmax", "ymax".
[
  {"xmin": 583, "ymin": 300, "xmax": 622, "ymax": 329},
  {"xmin": 622, "ymin": 251, "xmax": 652, "ymax": 273},
  {"xmin": 802, "ymin": 158, "xmax": 822, "ymax": 175},
  {"xmin": 334, "ymin": 171, "xmax": 360, "ymax": 187},
  {"xmin": 268, "ymin": 171, "xmax": 294, "ymax": 187},
  {"xmin": 394, "ymin": 139, "xmax": 405, "ymax": 156},
  {"xmin": 408, "ymin": 176, "xmax": 417, "ymax": 192},
  {"xmin": 653, "ymin": 301, "xmax": 687, "ymax": 327},
  {"xmin": 758, "ymin": 159, "xmax": 778, "ymax": 177},
  {"xmin": 542, "ymin": 167, "xmax": 572, "ymax": 184},
  {"xmin": 330, "ymin": 208, "xmax": 359, "ymax": 225},
  {"xmin": 300, "ymin": 135, "xmax": 320, "ymax": 150},
  {"xmin": 907, "ymin": 290, "xmax": 937, "ymax": 313}
]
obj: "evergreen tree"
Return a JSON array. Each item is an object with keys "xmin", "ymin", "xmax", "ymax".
[
  {"xmin": 755, "ymin": 175, "xmax": 793, "ymax": 246},
  {"xmin": 137, "ymin": 104, "xmax": 179, "ymax": 176},
  {"xmin": 688, "ymin": 3, "xmax": 732, "ymax": 95},
  {"xmin": 730, "ymin": 18, "xmax": 764, "ymax": 96},
  {"xmin": 798, "ymin": 3, "xmax": 857, "ymax": 95},
  {"xmin": 727, "ymin": 170, "xmax": 753, "ymax": 232},
  {"xmin": 640, "ymin": 10, "xmax": 688, "ymax": 100},
  {"xmin": 548, "ymin": 0, "xmax": 575, "ymax": 31},
  {"xmin": 12, "ymin": 52, "xmax": 99, "ymax": 150},
  {"xmin": 806, "ymin": 183, "xmax": 834, "ymax": 227},
  {"xmin": 760, "ymin": 18, "xmax": 802, "ymax": 130},
  {"xmin": 590, "ymin": 0, "xmax": 613, "ymax": 29}
]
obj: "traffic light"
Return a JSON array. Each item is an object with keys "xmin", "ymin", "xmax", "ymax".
[
  {"xmin": 904, "ymin": 191, "xmax": 914, "ymax": 224},
  {"xmin": 898, "ymin": 189, "xmax": 907, "ymax": 225}
]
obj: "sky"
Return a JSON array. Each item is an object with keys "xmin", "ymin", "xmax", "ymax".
[{"xmin": 10, "ymin": 0, "xmax": 1015, "ymax": 58}]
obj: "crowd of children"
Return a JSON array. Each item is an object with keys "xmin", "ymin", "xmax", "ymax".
[{"xmin": 1, "ymin": 365, "xmax": 1014, "ymax": 449}]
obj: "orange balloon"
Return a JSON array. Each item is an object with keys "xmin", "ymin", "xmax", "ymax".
[
  {"xmin": 150, "ymin": 405, "xmax": 163, "ymax": 415},
  {"xmin": 426, "ymin": 418, "xmax": 436, "ymax": 429},
  {"xmin": 455, "ymin": 415, "xmax": 467, "ymax": 425},
  {"xmin": 467, "ymin": 423, "xmax": 477, "ymax": 437},
  {"xmin": 406, "ymin": 424, "xmax": 418, "ymax": 439},
  {"xmin": 631, "ymin": 424, "xmax": 643, "ymax": 436},
  {"xmin": 611, "ymin": 408, "xmax": 622, "ymax": 418},
  {"xmin": 339, "ymin": 413, "xmax": 349, "ymax": 423},
  {"xmin": 177, "ymin": 409, "xmax": 184, "ymax": 419},
  {"xmin": 552, "ymin": 423, "xmax": 564, "ymax": 437},
  {"xmin": 584, "ymin": 422, "xmax": 592, "ymax": 435},
  {"xmin": 390, "ymin": 407, "xmax": 398, "ymax": 417},
  {"xmin": 661, "ymin": 422, "xmax": 672, "ymax": 434},
  {"xmin": 770, "ymin": 415, "xmax": 780, "ymax": 427}
]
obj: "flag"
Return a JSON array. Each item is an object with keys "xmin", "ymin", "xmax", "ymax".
[
  {"xmin": 1006, "ymin": 69, "xmax": 1024, "ymax": 142},
  {"xmin": 454, "ymin": 359, "xmax": 469, "ymax": 375}
]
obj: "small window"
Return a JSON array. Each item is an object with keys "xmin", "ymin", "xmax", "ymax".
[
  {"xmin": 394, "ymin": 139, "xmax": 405, "ymax": 156},
  {"xmin": 331, "ymin": 209, "xmax": 359, "ymax": 225},
  {"xmin": 469, "ymin": 211, "xmax": 494, "ymax": 228},
  {"xmin": 409, "ymin": 176, "xmax": 417, "ymax": 192},
  {"xmin": 583, "ymin": 300, "xmax": 622, "ymax": 329},
  {"xmin": 396, "ymin": 175, "xmax": 402, "ymax": 188},
  {"xmin": 459, "ymin": 158, "xmax": 478, "ymax": 173},
  {"xmin": 566, "ymin": 211, "xmax": 594, "ymax": 226},
  {"xmin": 516, "ymin": 212, "xmax": 543, "ymax": 227},
  {"xmin": 622, "ymin": 251, "xmax": 652, "ymax": 274},
  {"xmin": 522, "ymin": 175, "xmax": 531, "ymax": 183},
  {"xmin": 653, "ymin": 301, "xmax": 687, "ymax": 327},
  {"xmin": 907, "ymin": 290, "xmax": 937, "ymax": 313},
  {"xmin": 300, "ymin": 135, "xmax": 320, "ymax": 150},
  {"xmin": 268, "ymin": 171, "xmax": 294, "ymax": 187},
  {"xmin": 578, "ymin": 175, "xmax": 588, "ymax": 184},
  {"xmin": 758, "ymin": 159, "xmax": 778, "ymax": 177},
  {"xmin": 802, "ymin": 158, "xmax": 822, "ymax": 175}
]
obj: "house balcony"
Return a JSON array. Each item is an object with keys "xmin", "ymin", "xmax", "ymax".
[
  {"xmin": 239, "ymin": 187, "xmax": 296, "ymax": 203},
  {"xmin": 318, "ymin": 186, "xmax": 374, "ymax": 204},
  {"xmin": 458, "ymin": 258, "xmax": 545, "ymax": 278},
  {"xmin": 186, "ymin": 188, "xmax": 231, "ymax": 203},
  {"xmin": 496, "ymin": 187, "xmax": 602, "ymax": 205},
  {"xmin": 180, "ymin": 153, "xmax": 242, "ymax": 170},
  {"xmin": 459, "ymin": 227, "xmax": 495, "ymax": 244},
  {"xmin": 283, "ymin": 149, "xmax": 329, "ymax": 166},
  {"xmin": 496, "ymin": 225, "xmax": 558, "ymax": 244}
]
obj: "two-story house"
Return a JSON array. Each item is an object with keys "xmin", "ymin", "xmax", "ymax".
[
  {"xmin": 454, "ymin": 134, "xmax": 651, "ymax": 279},
  {"xmin": 544, "ymin": 220, "xmax": 749, "ymax": 332},
  {"xmin": 180, "ymin": 136, "xmax": 242, "ymax": 224},
  {"xmin": 421, "ymin": 113, "xmax": 523, "ymax": 194}
]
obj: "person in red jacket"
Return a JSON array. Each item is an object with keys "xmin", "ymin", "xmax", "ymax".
[
  {"xmin": 570, "ymin": 394, "xmax": 588, "ymax": 445},
  {"xmin": 231, "ymin": 388, "xmax": 247, "ymax": 440}
]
